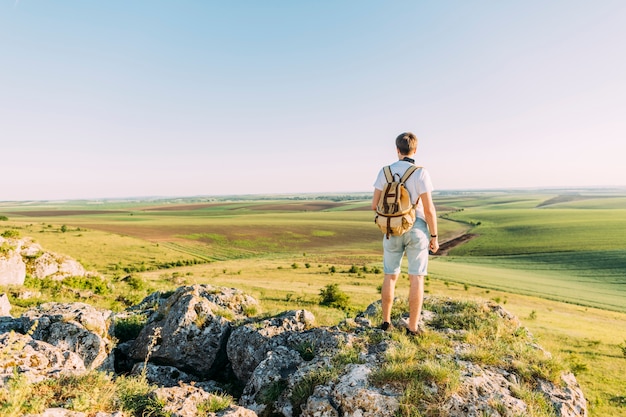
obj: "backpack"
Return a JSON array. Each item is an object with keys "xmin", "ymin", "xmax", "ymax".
[{"xmin": 374, "ymin": 165, "xmax": 420, "ymax": 239}]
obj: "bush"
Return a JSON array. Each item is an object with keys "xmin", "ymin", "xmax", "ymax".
[
  {"xmin": 114, "ymin": 314, "xmax": 148, "ymax": 343},
  {"xmin": 319, "ymin": 284, "xmax": 350, "ymax": 311},
  {"xmin": 0, "ymin": 215, "xmax": 8, "ymax": 221},
  {"xmin": 1, "ymin": 229, "xmax": 20, "ymax": 239}
]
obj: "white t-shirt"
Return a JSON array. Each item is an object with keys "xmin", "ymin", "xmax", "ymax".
[{"xmin": 374, "ymin": 160, "xmax": 434, "ymax": 221}]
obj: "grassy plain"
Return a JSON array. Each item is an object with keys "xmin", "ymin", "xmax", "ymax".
[{"xmin": 1, "ymin": 190, "xmax": 626, "ymax": 416}]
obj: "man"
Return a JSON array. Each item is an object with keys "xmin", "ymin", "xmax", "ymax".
[{"xmin": 372, "ymin": 132, "xmax": 439, "ymax": 335}]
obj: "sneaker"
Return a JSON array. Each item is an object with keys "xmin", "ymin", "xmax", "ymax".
[
  {"xmin": 380, "ymin": 321, "xmax": 391, "ymax": 331},
  {"xmin": 406, "ymin": 327, "xmax": 424, "ymax": 337}
]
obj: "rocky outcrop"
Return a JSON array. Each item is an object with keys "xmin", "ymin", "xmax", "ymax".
[
  {"xmin": 0, "ymin": 285, "xmax": 588, "ymax": 417},
  {"xmin": 151, "ymin": 384, "xmax": 257, "ymax": 417},
  {"xmin": 20, "ymin": 302, "xmax": 114, "ymax": 370},
  {"xmin": 0, "ymin": 238, "xmax": 26, "ymax": 285},
  {"xmin": 226, "ymin": 309, "xmax": 316, "ymax": 382},
  {"xmin": 0, "ymin": 237, "xmax": 97, "ymax": 285},
  {"xmin": 0, "ymin": 331, "xmax": 86, "ymax": 386},
  {"xmin": 0, "ymin": 293, "xmax": 11, "ymax": 316},
  {"xmin": 129, "ymin": 284, "xmax": 259, "ymax": 378}
]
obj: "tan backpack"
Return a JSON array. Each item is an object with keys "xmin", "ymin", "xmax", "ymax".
[{"xmin": 375, "ymin": 165, "xmax": 420, "ymax": 238}]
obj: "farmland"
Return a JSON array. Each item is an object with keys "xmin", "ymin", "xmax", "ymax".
[{"xmin": 1, "ymin": 189, "xmax": 626, "ymax": 416}]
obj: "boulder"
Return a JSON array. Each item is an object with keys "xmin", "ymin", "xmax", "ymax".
[
  {"xmin": 0, "ymin": 238, "xmax": 26, "ymax": 286},
  {"xmin": 130, "ymin": 362, "xmax": 197, "ymax": 387},
  {"xmin": 302, "ymin": 364, "xmax": 401, "ymax": 417},
  {"xmin": 151, "ymin": 383, "xmax": 257, "ymax": 417},
  {"xmin": 21, "ymin": 302, "xmax": 114, "ymax": 370},
  {"xmin": 0, "ymin": 293, "xmax": 11, "ymax": 317},
  {"xmin": 129, "ymin": 284, "xmax": 259, "ymax": 378},
  {"xmin": 227, "ymin": 309, "xmax": 315, "ymax": 382},
  {"xmin": 537, "ymin": 373, "xmax": 588, "ymax": 417},
  {"xmin": 239, "ymin": 345, "xmax": 304, "ymax": 416},
  {"xmin": 29, "ymin": 252, "xmax": 89, "ymax": 281},
  {"xmin": 0, "ymin": 332, "xmax": 86, "ymax": 387},
  {"xmin": 442, "ymin": 362, "xmax": 529, "ymax": 416}
]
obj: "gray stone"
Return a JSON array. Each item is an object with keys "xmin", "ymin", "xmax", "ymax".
[
  {"xmin": 0, "ymin": 238, "xmax": 26, "ymax": 286},
  {"xmin": 0, "ymin": 332, "xmax": 86, "ymax": 387},
  {"xmin": 0, "ymin": 293, "xmax": 11, "ymax": 317},
  {"xmin": 227, "ymin": 309, "xmax": 315, "ymax": 382},
  {"xmin": 129, "ymin": 284, "xmax": 259, "ymax": 378},
  {"xmin": 151, "ymin": 384, "xmax": 257, "ymax": 417},
  {"xmin": 21, "ymin": 302, "xmax": 114, "ymax": 370}
]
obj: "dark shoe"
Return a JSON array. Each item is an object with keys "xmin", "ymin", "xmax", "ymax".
[
  {"xmin": 406, "ymin": 327, "xmax": 423, "ymax": 337},
  {"xmin": 380, "ymin": 321, "xmax": 391, "ymax": 331}
]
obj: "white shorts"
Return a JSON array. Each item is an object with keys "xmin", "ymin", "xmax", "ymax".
[{"xmin": 382, "ymin": 218, "xmax": 430, "ymax": 276}]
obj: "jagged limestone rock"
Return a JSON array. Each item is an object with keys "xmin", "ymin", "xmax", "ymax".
[
  {"xmin": 0, "ymin": 293, "xmax": 11, "ymax": 317},
  {"xmin": 0, "ymin": 332, "xmax": 86, "ymax": 387},
  {"xmin": 302, "ymin": 364, "xmax": 401, "ymax": 417},
  {"xmin": 21, "ymin": 302, "xmax": 114, "ymax": 370},
  {"xmin": 129, "ymin": 284, "xmax": 259, "ymax": 378},
  {"xmin": 537, "ymin": 373, "xmax": 587, "ymax": 417},
  {"xmin": 151, "ymin": 383, "xmax": 257, "ymax": 417},
  {"xmin": 0, "ymin": 238, "xmax": 26, "ymax": 286},
  {"xmin": 226, "ymin": 309, "xmax": 315, "ymax": 382}
]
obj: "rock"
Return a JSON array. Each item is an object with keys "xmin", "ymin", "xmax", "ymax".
[
  {"xmin": 227, "ymin": 309, "xmax": 315, "ymax": 382},
  {"xmin": 239, "ymin": 345, "xmax": 304, "ymax": 415},
  {"xmin": 130, "ymin": 362, "xmax": 197, "ymax": 387},
  {"xmin": 0, "ymin": 238, "xmax": 26, "ymax": 285},
  {"xmin": 239, "ymin": 326, "xmax": 362, "ymax": 417},
  {"xmin": 537, "ymin": 373, "xmax": 588, "ymax": 417},
  {"xmin": 0, "ymin": 332, "xmax": 86, "ymax": 387},
  {"xmin": 151, "ymin": 384, "xmax": 257, "ymax": 417},
  {"xmin": 0, "ymin": 293, "xmax": 11, "ymax": 316},
  {"xmin": 443, "ymin": 362, "xmax": 528, "ymax": 416},
  {"xmin": 1, "ymin": 237, "xmax": 99, "ymax": 284},
  {"xmin": 302, "ymin": 364, "xmax": 401, "ymax": 417},
  {"xmin": 0, "ymin": 316, "xmax": 23, "ymax": 334},
  {"xmin": 30, "ymin": 252, "xmax": 89, "ymax": 280},
  {"xmin": 21, "ymin": 302, "xmax": 114, "ymax": 370},
  {"xmin": 129, "ymin": 284, "xmax": 259, "ymax": 378}
]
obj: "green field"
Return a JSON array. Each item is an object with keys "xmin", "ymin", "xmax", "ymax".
[{"xmin": 1, "ymin": 190, "xmax": 626, "ymax": 416}]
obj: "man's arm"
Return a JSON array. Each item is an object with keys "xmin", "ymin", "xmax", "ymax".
[
  {"xmin": 372, "ymin": 188, "xmax": 382, "ymax": 211},
  {"xmin": 420, "ymin": 191, "xmax": 439, "ymax": 253}
]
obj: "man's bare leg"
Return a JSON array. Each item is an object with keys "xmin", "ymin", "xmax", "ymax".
[
  {"xmin": 381, "ymin": 273, "xmax": 399, "ymax": 327},
  {"xmin": 407, "ymin": 274, "xmax": 425, "ymax": 333}
]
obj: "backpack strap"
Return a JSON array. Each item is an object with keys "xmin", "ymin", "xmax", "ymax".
[
  {"xmin": 400, "ymin": 165, "xmax": 419, "ymax": 183},
  {"xmin": 401, "ymin": 165, "xmax": 422, "ymax": 208},
  {"xmin": 382, "ymin": 166, "xmax": 394, "ymax": 183}
]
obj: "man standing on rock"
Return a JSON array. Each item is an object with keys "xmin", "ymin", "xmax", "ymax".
[{"xmin": 372, "ymin": 132, "xmax": 439, "ymax": 335}]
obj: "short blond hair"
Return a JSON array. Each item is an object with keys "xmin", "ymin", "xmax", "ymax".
[{"xmin": 395, "ymin": 132, "xmax": 417, "ymax": 155}]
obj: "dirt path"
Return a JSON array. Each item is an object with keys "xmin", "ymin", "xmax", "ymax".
[{"xmin": 434, "ymin": 233, "xmax": 478, "ymax": 256}]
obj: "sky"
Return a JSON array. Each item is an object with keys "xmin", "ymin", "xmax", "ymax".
[{"xmin": 1, "ymin": 1, "xmax": 625, "ymax": 201}]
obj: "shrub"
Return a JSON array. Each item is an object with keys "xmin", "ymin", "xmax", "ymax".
[
  {"xmin": 1, "ymin": 229, "xmax": 20, "ymax": 239},
  {"xmin": 319, "ymin": 284, "xmax": 350, "ymax": 311},
  {"xmin": 0, "ymin": 215, "xmax": 8, "ymax": 221},
  {"xmin": 114, "ymin": 314, "xmax": 148, "ymax": 343},
  {"xmin": 63, "ymin": 276, "xmax": 110, "ymax": 295},
  {"xmin": 197, "ymin": 393, "xmax": 234, "ymax": 414}
]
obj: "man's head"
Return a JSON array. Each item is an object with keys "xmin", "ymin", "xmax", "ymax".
[{"xmin": 395, "ymin": 132, "xmax": 418, "ymax": 156}]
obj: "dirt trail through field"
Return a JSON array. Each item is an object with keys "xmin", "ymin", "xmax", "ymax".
[{"xmin": 435, "ymin": 233, "xmax": 478, "ymax": 256}]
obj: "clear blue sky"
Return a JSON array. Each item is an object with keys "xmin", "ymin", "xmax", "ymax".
[{"xmin": 2, "ymin": 1, "xmax": 625, "ymax": 201}]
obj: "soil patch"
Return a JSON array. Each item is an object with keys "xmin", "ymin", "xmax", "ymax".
[
  {"xmin": 247, "ymin": 202, "xmax": 344, "ymax": 211},
  {"xmin": 435, "ymin": 233, "xmax": 478, "ymax": 256},
  {"xmin": 142, "ymin": 203, "xmax": 235, "ymax": 211},
  {"xmin": 5, "ymin": 210, "xmax": 127, "ymax": 217}
]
